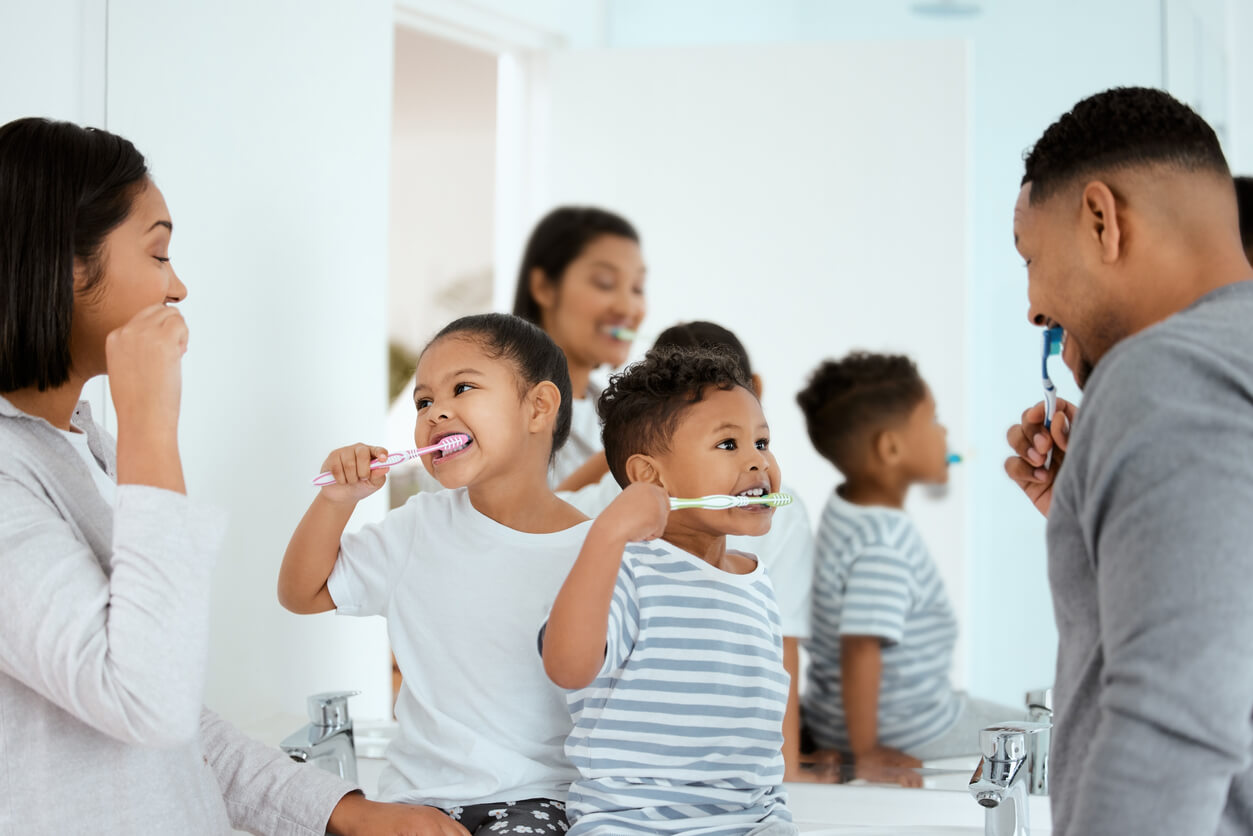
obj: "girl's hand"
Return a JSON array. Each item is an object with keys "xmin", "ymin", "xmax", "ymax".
[
  {"xmin": 599, "ymin": 482, "xmax": 670, "ymax": 543},
  {"xmin": 1004, "ymin": 397, "xmax": 1077, "ymax": 518},
  {"xmin": 317, "ymin": 443, "xmax": 390, "ymax": 505},
  {"xmin": 327, "ymin": 793, "xmax": 471, "ymax": 836},
  {"xmin": 106, "ymin": 303, "xmax": 188, "ymax": 436}
]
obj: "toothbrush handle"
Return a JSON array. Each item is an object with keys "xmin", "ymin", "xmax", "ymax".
[
  {"xmin": 670, "ymin": 495, "xmax": 738, "ymax": 510},
  {"xmin": 312, "ymin": 449, "xmax": 416, "ymax": 486}
]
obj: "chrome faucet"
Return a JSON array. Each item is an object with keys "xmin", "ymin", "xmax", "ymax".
[
  {"xmin": 968, "ymin": 722, "xmax": 1050, "ymax": 836},
  {"xmin": 281, "ymin": 691, "xmax": 359, "ymax": 782},
  {"xmin": 1024, "ymin": 687, "xmax": 1052, "ymax": 796}
]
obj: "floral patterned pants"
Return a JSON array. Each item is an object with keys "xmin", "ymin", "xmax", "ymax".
[{"xmin": 443, "ymin": 798, "xmax": 569, "ymax": 834}]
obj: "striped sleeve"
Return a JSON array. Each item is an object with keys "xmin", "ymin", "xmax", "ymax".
[
  {"xmin": 838, "ymin": 546, "xmax": 913, "ymax": 644},
  {"xmin": 602, "ymin": 557, "xmax": 641, "ymax": 674}
]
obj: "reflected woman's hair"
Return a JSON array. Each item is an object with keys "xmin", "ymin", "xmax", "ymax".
[
  {"xmin": 0, "ymin": 118, "xmax": 148, "ymax": 392},
  {"xmin": 1236, "ymin": 175, "xmax": 1252, "ymax": 253},
  {"xmin": 511, "ymin": 205, "xmax": 639, "ymax": 327},
  {"xmin": 652, "ymin": 320, "xmax": 754, "ymax": 380}
]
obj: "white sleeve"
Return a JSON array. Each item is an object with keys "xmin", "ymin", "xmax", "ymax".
[
  {"xmin": 557, "ymin": 470, "xmax": 623, "ymax": 518},
  {"xmin": 0, "ymin": 478, "xmax": 225, "ymax": 747},
  {"xmin": 327, "ymin": 498, "xmax": 417, "ymax": 617}
]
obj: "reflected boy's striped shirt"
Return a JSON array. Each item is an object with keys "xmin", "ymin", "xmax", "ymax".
[
  {"xmin": 553, "ymin": 540, "xmax": 794, "ymax": 836},
  {"xmin": 803, "ymin": 491, "xmax": 960, "ymax": 753}
]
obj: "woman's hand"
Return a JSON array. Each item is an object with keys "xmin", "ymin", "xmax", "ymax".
[
  {"xmin": 108, "ymin": 304, "xmax": 190, "ymax": 492},
  {"xmin": 317, "ymin": 444, "xmax": 391, "ymax": 505},
  {"xmin": 1004, "ymin": 397, "xmax": 1077, "ymax": 518},
  {"xmin": 327, "ymin": 793, "xmax": 471, "ymax": 836}
]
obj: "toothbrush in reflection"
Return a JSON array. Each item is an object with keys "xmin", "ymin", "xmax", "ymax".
[
  {"xmin": 947, "ymin": 453, "xmax": 963, "ymax": 465},
  {"xmin": 1041, "ymin": 327, "xmax": 1063, "ymax": 469},
  {"xmin": 603, "ymin": 325, "xmax": 637, "ymax": 341},
  {"xmin": 670, "ymin": 492, "xmax": 793, "ymax": 510},
  {"xmin": 311, "ymin": 434, "xmax": 470, "ymax": 486}
]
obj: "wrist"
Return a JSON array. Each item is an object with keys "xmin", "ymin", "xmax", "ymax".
[{"xmin": 326, "ymin": 791, "xmax": 368, "ymax": 836}]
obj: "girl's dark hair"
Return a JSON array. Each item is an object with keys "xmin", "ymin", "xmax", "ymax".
[
  {"xmin": 599, "ymin": 345, "xmax": 752, "ymax": 488},
  {"xmin": 429, "ymin": 313, "xmax": 573, "ymax": 459},
  {"xmin": 796, "ymin": 352, "xmax": 926, "ymax": 473},
  {"xmin": 511, "ymin": 206, "xmax": 639, "ymax": 327},
  {"xmin": 652, "ymin": 320, "xmax": 753, "ymax": 379},
  {"xmin": 0, "ymin": 118, "xmax": 149, "ymax": 392}
]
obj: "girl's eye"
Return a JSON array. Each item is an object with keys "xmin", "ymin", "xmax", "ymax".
[
  {"xmin": 756, "ymin": 438, "xmax": 769, "ymax": 450},
  {"xmin": 717, "ymin": 439, "xmax": 737, "ymax": 451},
  {"xmin": 415, "ymin": 398, "xmax": 432, "ymax": 411},
  {"xmin": 453, "ymin": 382, "xmax": 474, "ymax": 395}
]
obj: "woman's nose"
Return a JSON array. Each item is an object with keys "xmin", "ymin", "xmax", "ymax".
[{"xmin": 167, "ymin": 267, "xmax": 188, "ymax": 303}]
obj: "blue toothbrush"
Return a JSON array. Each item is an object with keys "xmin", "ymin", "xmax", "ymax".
[{"xmin": 1041, "ymin": 327, "xmax": 1063, "ymax": 469}]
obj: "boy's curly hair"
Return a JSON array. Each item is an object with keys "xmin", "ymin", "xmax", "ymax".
[
  {"xmin": 796, "ymin": 352, "xmax": 925, "ymax": 473},
  {"xmin": 599, "ymin": 345, "xmax": 752, "ymax": 487}
]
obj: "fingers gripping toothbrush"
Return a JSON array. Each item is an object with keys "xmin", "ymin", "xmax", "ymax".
[
  {"xmin": 311, "ymin": 434, "xmax": 470, "ymax": 486},
  {"xmin": 1042, "ymin": 327, "xmax": 1063, "ymax": 470}
]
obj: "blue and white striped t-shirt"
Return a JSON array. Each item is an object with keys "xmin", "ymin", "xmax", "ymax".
[
  {"xmin": 803, "ymin": 491, "xmax": 960, "ymax": 753},
  {"xmin": 559, "ymin": 540, "xmax": 794, "ymax": 836}
]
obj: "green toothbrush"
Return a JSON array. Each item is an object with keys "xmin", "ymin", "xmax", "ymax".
[{"xmin": 669, "ymin": 492, "xmax": 793, "ymax": 511}]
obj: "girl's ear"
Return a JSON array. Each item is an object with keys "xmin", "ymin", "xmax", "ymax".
[
  {"xmin": 526, "ymin": 380, "xmax": 561, "ymax": 434},
  {"xmin": 624, "ymin": 453, "xmax": 664, "ymax": 487}
]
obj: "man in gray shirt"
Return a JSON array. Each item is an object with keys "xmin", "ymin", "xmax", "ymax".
[{"xmin": 1008, "ymin": 87, "xmax": 1253, "ymax": 835}]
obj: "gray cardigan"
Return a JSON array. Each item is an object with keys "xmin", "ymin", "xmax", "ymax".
[{"xmin": 0, "ymin": 395, "xmax": 356, "ymax": 834}]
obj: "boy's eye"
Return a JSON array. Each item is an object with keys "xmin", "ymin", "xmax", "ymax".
[
  {"xmin": 415, "ymin": 397, "xmax": 432, "ymax": 411},
  {"xmin": 755, "ymin": 438, "xmax": 769, "ymax": 450},
  {"xmin": 716, "ymin": 439, "xmax": 737, "ymax": 451},
  {"xmin": 155, "ymin": 256, "xmax": 170, "ymax": 264},
  {"xmin": 453, "ymin": 382, "xmax": 474, "ymax": 395}
]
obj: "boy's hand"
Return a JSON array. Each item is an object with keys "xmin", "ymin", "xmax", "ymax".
[
  {"xmin": 318, "ymin": 443, "xmax": 390, "ymax": 504},
  {"xmin": 599, "ymin": 482, "xmax": 670, "ymax": 543},
  {"xmin": 854, "ymin": 745, "xmax": 923, "ymax": 788},
  {"xmin": 327, "ymin": 793, "xmax": 471, "ymax": 836},
  {"xmin": 1004, "ymin": 397, "xmax": 1077, "ymax": 518}
]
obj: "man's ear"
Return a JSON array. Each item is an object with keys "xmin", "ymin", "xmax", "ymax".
[
  {"xmin": 526, "ymin": 380, "xmax": 561, "ymax": 434},
  {"xmin": 624, "ymin": 453, "xmax": 664, "ymax": 487},
  {"xmin": 1080, "ymin": 180, "xmax": 1123, "ymax": 264}
]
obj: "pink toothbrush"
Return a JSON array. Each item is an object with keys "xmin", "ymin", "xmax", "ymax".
[{"xmin": 312, "ymin": 434, "xmax": 471, "ymax": 486}]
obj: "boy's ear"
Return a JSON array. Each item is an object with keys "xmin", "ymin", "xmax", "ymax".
[
  {"xmin": 874, "ymin": 428, "xmax": 903, "ymax": 466},
  {"xmin": 525, "ymin": 380, "xmax": 561, "ymax": 433},
  {"xmin": 750, "ymin": 373, "xmax": 764, "ymax": 399},
  {"xmin": 624, "ymin": 453, "xmax": 663, "ymax": 487}
]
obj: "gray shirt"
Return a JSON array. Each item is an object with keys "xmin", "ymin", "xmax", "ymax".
[
  {"xmin": 1048, "ymin": 280, "xmax": 1253, "ymax": 836},
  {"xmin": 0, "ymin": 395, "xmax": 355, "ymax": 834}
]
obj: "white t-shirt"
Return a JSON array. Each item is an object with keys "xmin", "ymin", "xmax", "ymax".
[
  {"xmin": 327, "ymin": 487, "xmax": 592, "ymax": 808},
  {"xmin": 561, "ymin": 479, "xmax": 815, "ymax": 639},
  {"xmin": 549, "ymin": 389, "xmax": 602, "ymax": 488},
  {"xmin": 58, "ymin": 426, "xmax": 116, "ymax": 504}
]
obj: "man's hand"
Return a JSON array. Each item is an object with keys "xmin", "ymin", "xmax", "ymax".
[{"xmin": 1004, "ymin": 397, "xmax": 1077, "ymax": 517}]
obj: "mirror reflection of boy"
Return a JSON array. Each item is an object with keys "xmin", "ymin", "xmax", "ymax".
[{"xmin": 797, "ymin": 352, "xmax": 1021, "ymax": 782}]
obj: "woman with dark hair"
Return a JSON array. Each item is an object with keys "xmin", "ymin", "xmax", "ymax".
[
  {"xmin": 511, "ymin": 206, "xmax": 647, "ymax": 490},
  {"xmin": 0, "ymin": 117, "xmax": 455, "ymax": 835}
]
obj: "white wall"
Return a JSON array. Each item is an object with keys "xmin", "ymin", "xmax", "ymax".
[
  {"xmin": 98, "ymin": 0, "xmax": 397, "ymax": 730},
  {"xmin": 603, "ymin": 0, "xmax": 1166, "ymax": 704},
  {"xmin": 1227, "ymin": 0, "xmax": 1253, "ymax": 173},
  {"xmin": 390, "ymin": 27, "xmax": 497, "ymax": 356},
  {"xmin": 531, "ymin": 40, "xmax": 971, "ymax": 682}
]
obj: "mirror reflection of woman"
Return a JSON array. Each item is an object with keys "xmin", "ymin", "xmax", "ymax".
[{"xmin": 511, "ymin": 207, "xmax": 647, "ymax": 491}]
